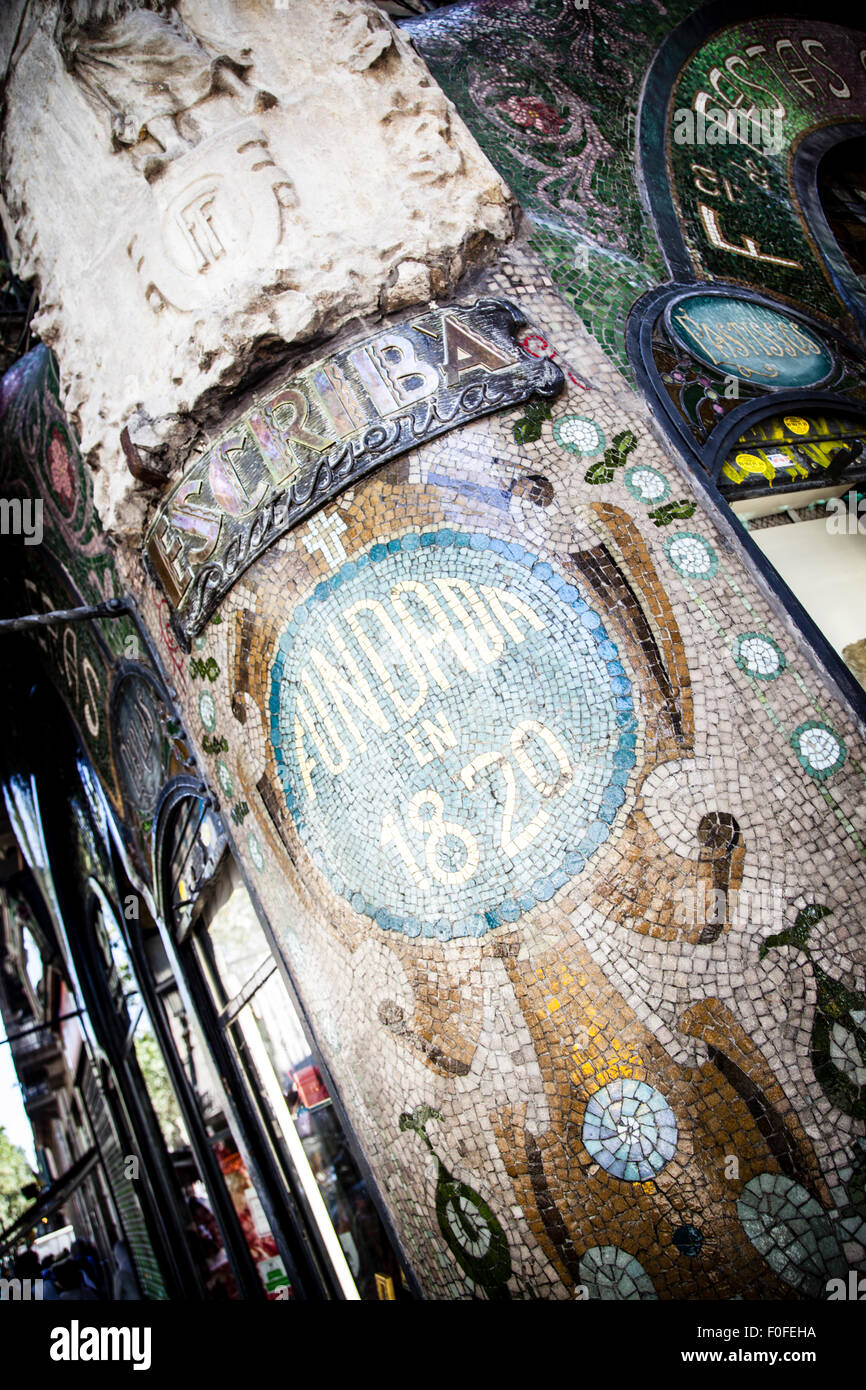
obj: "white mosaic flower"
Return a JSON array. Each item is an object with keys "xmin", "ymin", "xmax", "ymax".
[
  {"xmin": 665, "ymin": 532, "xmax": 717, "ymax": 579},
  {"xmin": 247, "ymin": 832, "xmax": 265, "ymax": 872},
  {"xmin": 798, "ymin": 725, "xmax": 842, "ymax": 771},
  {"xmin": 628, "ymin": 467, "xmax": 667, "ymax": 501},
  {"xmin": 735, "ymin": 634, "xmax": 784, "ymax": 678},
  {"xmin": 553, "ymin": 414, "xmax": 604, "ymax": 455},
  {"xmin": 739, "ymin": 637, "xmax": 777, "ymax": 675},
  {"xmin": 198, "ymin": 689, "xmax": 216, "ymax": 732}
]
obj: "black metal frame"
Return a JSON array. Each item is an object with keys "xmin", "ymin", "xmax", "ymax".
[
  {"xmin": 2, "ymin": 539, "xmax": 423, "ymax": 1297},
  {"xmin": 791, "ymin": 122, "xmax": 866, "ymax": 342},
  {"xmin": 627, "ymin": 283, "xmax": 866, "ymax": 727},
  {"xmin": 150, "ymin": 774, "xmax": 331, "ymax": 1301}
]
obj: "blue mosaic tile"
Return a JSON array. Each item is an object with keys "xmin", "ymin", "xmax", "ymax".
[{"xmin": 269, "ymin": 531, "xmax": 636, "ymax": 941}]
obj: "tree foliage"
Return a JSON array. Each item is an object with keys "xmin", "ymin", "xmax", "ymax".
[{"xmin": 0, "ymin": 1124, "xmax": 36, "ymax": 1232}]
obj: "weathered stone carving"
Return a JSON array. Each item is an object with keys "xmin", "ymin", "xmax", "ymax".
[{"xmin": 0, "ymin": 0, "xmax": 516, "ymax": 537}]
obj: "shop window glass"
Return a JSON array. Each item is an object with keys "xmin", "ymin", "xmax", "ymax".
[
  {"xmin": 723, "ymin": 410, "xmax": 866, "ymax": 690},
  {"xmin": 189, "ymin": 854, "xmax": 408, "ymax": 1300}
]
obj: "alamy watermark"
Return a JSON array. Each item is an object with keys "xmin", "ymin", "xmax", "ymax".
[
  {"xmin": 672, "ymin": 107, "xmax": 783, "ymax": 155},
  {"xmin": 673, "ymin": 884, "xmax": 785, "ymax": 932},
  {"xmin": 825, "ymin": 491, "xmax": 866, "ymax": 534},
  {"xmin": 0, "ymin": 1276, "xmax": 43, "ymax": 1299},
  {"xmin": 0, "ymin": 497, "xmax": 43, "ymax": 545}
]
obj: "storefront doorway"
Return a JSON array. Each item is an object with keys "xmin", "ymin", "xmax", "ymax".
[{"xmin": 149, "ymin": 782, "xmax": 412, "ymax": 1300}]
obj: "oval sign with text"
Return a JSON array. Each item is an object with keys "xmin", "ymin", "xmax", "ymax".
[
  {"xmin": 667, "ymin": 294, "xmax": 834, "ymax": 388},
  {"xmin": 269, "ymin": 530, "xmax": 637, "ymax": 940}
]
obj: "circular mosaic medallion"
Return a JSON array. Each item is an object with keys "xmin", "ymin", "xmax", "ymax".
[
  {"xmin": 581, "ymin": 1077, "xmax": 678, "ymax": 1181},
  {"xmin": 552, "ymin": 414, "xmax": 604, "ymax": 456},
  {"xmin": 737, "ymin": 1174, "xmax": 846, "ymax": 1298},
  {"xmin": 198, "ymin": 690, "xmax": 217, "ymax": 732},
  {"xmin": 578, "ymin": 1245, "xmax": 657, "ymax": 1300},
  {"xmin": 664, "ymin": 531, "xmax": 718, "ymax": 580},
  {"xmin": 624, "ymin": 467, "xmax": 670, "ymax": 504},
  {"xmin": 733, "ymin": 632, "xmax": 786, "ymax": 681},
  {"xmin": 216, "ymin": 759, "xmax": 234, "ymax": 798},
  {"xmin": 270, "ymin": 531, "xmax": 637, "ymax": 941},
  {"xmin": 790, "ymin": 720, "xmax": 845, "ymax": 780}
]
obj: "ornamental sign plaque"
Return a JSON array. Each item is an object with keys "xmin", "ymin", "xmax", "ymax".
[
  {"xmin": 666, "ymin": 293, "xmax": 834, "ymax": 389},
  {"xmin": 144, "ymin": 298, "xmax": 563, "ymax": 647}
]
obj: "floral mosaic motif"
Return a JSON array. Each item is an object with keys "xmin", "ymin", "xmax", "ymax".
[
  {"xmin": 190, "ymin": 655, "xmax": 220, "ymax": 682},
  {"xmin": 269, "ymin": 530, "xmax": 637, "ymax": 942},
  {"xmin": 761, "ymin": 905, "xmax": 866, "ymax": 1120},
  {"xmin": 513, "ymin": 396, "xmax": 553, "ymax": 445},
  {"xmin": 584, "ymin": 428, "xmax": 636, "ymax": 485},
  {"xmin": 247, "ymin": 832, "xmax": 265, "ymax": 873},
  {"xmin": 198, "ymin": 689, "xmax": 217, "ymax": 733},
  {"xmin": 733, "ymin": 633, "xmax": 787, "ymax": 682},
  {"xmin": 790, "ymin": 721, "xmax": 846, "ymax": 781},
  {"xmin": 201, "ymin": 733, "xmax": 228, "ymax": 755},
  {"xmin": 578, "ymin": 1245, "xmax": 657, "ymax": 1300},
  {"xmin": 552, "ymin": 413, "xmax": 604, "ymax": 456},
  {"xmin": 581, "ymin": 1077, "xmax": 678, "ymax": 1182},
  {"xmin": 216, "ymin": 760, "xmax": 234, "ymax": 799},
  {"xmin": 497, "ymin": 94, "xmax": 567, "ymax": 137},
  {"xmin": 736, "ymin": 1174, "xmax": 846, "ymax": 1299},
  {"xmin": 400, "ymin": 1105, "xmax": 512, "ymax": 1297},
  {"xmin": 663, "ymin": 531, "xmax": 718, "ymax": 581},
  {"xmin": 623, "ymin": 466, "xmax": 668, "ymax": 504}
]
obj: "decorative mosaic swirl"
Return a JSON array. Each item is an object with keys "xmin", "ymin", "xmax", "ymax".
[{"xmin": 582, "ymin": 1078, "xmax": 678, "ymax": 1181}]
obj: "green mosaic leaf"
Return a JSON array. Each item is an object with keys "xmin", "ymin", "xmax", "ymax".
[
  {"xmin": 513, "ymin": 418, "xmax": 543, "ymax": 445},
  {"xmin": 648, "ymin": 500, "xmax": 697, "ymax": 526}
]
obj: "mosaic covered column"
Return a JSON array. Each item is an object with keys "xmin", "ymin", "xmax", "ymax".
[
  {"xmin": 131, "ymin": 247, "xmax": 864, "ymax": 1299},
  {"xmin": 3, "ymin": 0, "xmax": 866, "ymax": 1302}
]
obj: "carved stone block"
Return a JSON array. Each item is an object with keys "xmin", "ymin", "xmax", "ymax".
[{"xmin": 0, "ymin": 0, "xmax": 516, "ymax": 536}]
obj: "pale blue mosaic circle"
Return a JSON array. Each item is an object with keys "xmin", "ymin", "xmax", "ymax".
[
  {"xmin": 624, "ymin": 466, "xmax": 670, "ymax": 505},
  {"xmin": 582, "ymin": 1078, "xmax": 678, "ymax": 1181},
  {"xmin": 664, "ymin": 531, "xmax": 718, "ymax": 580},
  {"xmin": 579, "ymin": 1245, "xmax": 658, "ymax": 1300},
  {"xmin": 269, "ymin": 531, "xmax": 636, "ymax": 941}
]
